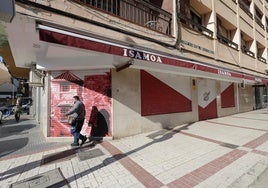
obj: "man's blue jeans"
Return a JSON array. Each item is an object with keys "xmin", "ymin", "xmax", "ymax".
[{"xmin": 70, "ymin": 118, "xmax": 85, "ymax": 144}]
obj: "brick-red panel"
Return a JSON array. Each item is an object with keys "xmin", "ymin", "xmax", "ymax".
[
  {"xmin": 221, "ymin": 83, "xmax": 235, "ymax": 108},
  {"xmin": 198, "ymin": 99, "xmax": 217, "ymax": 121},
  {"xmin": 141, "ymin": 71, "xmax": 192, "ymax": 116}
]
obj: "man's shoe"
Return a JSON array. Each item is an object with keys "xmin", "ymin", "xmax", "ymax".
[
  {"xmin": 89, "ymin": 142, "xmax": 96, "ymax": 147},
  {"xmin": 71, "ymin": 143, "xmax": 79, "ymax": 147},
  {"xmin": 80, "ymin": 137, "xmax": 87, "ymax": 146}
]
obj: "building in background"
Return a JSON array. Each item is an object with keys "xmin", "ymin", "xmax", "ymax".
[{"xmin": 0, "ymin": 0, "xmax": 268, "ymax": 139}]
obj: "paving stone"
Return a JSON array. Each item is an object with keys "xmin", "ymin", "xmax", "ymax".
[
  {"xmin": 10, "ymin": 168, "xmax": 69, "ymax": 188},
  {"xmin": 77, "ymin": 149, "xmax": 105, "ymax": 161}
]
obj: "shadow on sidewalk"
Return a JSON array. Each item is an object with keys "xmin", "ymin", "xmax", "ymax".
[
  {"xmin": 0, "ymin": 123, "xmax": 35, "ymax": 139},
  {"xmin": 0, "ymin": 160, "xmax": 41, "ymax": 181},
  {"xmin": 66, "ymin": 123, "xmax": 194, "ymax": 184},
  {"xmin": 1, "ymin": 122, "xmax": 194, "ymax": 184},
  {"xmin": 41, "ymin": 144, "xmax": 97, "ymax": 166},
  {"xmin": 0, "ymin": 138, "xmax": 29, "ymax": 158}
]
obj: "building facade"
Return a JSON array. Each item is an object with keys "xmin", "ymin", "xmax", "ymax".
[{"xmin": 1, "ymin": 0, "xmax": 268, "ymax": 139}]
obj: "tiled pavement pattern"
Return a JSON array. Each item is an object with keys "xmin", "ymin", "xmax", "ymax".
[{"xmin": 1, "ymin": 109, "xmax": 268, "ymax": 187}]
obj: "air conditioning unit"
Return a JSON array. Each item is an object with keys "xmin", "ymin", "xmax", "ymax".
[
  {"xmin": 240, "ymin": 80, "xmax": 246, "ymax": 89},
  {"xmin": 28, "ymin": 65, "xmax": 44, "ymax": 87}
]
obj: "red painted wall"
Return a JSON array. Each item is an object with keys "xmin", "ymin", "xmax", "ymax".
[
  {"xmin": 141, "ymin": 70, "xmax": 192, "ymax": 116},
  {"xmin": 198, "ymin": 99, "xmax": 217, "ymax": 121},
  {"xmin": 221, "ymin": 83, "xmax": 235, "ymax": 108}
]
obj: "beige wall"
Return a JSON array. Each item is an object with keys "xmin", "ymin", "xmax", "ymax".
[
  {"xmin": 111, "ymin": 69, "xmax": 198, "ymax": 138},
  {"xmin": 111, "ymin": 68, "xmax": 255, "ymax": 138},
  {"xmin": 216, "ymin": 82, "xmax": 239, "ymax": 117},
  {"xmin": 238, "ymin": 85, "xmax": 255, "ymax": 112}
]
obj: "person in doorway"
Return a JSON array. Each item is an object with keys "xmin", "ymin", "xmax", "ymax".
[
  {"xmin": 14, "ymin": 97, "xmax": 22, "ymax": 122},
  {"xmin": 65, "ymin": 96, "xmax": 87, "ymax": 147}
]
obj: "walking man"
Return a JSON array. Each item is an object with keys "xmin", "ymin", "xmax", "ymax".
[{"xmin": 65, "ymin": 96, "xmax": 87, "ymax": 146}]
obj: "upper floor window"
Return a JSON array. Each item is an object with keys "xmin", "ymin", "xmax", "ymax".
[
  {"xmin": 241, "ymin": 32, "xmax": 255, "ymax": 57},
  {"xmin": 178, "ymin": 0, "xmax": 213, "ymax": 37},
  {"xmin": 190, "ymin": 10, "xmax": 202, "ymax": 32},
  {"xmin": 255, "ymin": 6, "xmax": 264, "ymax": 28},
  {"xmin": 256, "ymin": 42, "xmax": 266, "ymax": 63},
  {"xmin": 266, "ymin": 17, "xmax": 268, "ymax": 32},
  {"xmin": 217, "ymin": 16, "xmax": 238, "ymax": 49},
  {"xmin": 239, "ymin": 0, "xmax": 253, "ymax": 18}
]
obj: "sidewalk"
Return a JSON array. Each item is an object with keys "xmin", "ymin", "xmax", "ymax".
[{"xmin": 1, "ymin": 109, "xmax": 268, "ymax": 188}]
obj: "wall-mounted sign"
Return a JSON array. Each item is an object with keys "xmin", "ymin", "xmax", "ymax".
[
  {"xmin": 181, "ymin": 40, "xmax": 214, "ymax": 54},
  {"xmin": 123, "ymin": 49, "xmax": 162, "ymax": 63}
]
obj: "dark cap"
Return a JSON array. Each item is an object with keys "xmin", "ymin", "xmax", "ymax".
[{"xmin": 73, "ymin": 96, "xmax": 80, "ymax": 100}]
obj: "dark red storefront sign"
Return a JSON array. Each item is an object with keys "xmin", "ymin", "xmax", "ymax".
[{"xmin": 38, "ymin": 24, "xmax": 268, "ymax": 84}]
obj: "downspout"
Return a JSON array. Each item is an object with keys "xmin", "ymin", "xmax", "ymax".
[{"xmin": 174, "ymin": 0, "xmax": 181, "ymax": 49}]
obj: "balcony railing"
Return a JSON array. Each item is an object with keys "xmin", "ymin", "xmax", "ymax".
[
  {"xmin": 178, "ymin": 13, "xmax": 213, "ymax": 37},
  {"xmin": 258, "ymin": 56, "xmax": 267, "ymax": 63},
  {"xmin": 241, "ymin": 45, "xmax": 255, "ymax": 57},
  {"xmin": 73, "ymin": 0, "xmax": 172, "ymax": 35},
  {"xmin": 217, "ymin": 34, "xmax": 238, "ymax": 50}
]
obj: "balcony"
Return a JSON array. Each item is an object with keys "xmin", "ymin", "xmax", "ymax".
[
  {"xmin": 73, "ymin": 0, "xmax": 172, "ymax": 35},
  {"xmin": 215, "ymin": 1, "xmax": 237, "ymax": 26},
  {"xmin": 240, "ymin": 46, "xmax": 256, "ymax": 70},
  {"xmin": 217, "ymin": 34, "xmax": 238, "ymax": 50},
  {"xmin": 258, "ymin": 56, "xmax": 266, "ymax": 64},
  {"xmin": 241, "ymin": 45, "xmax": 255, "ymax": 57},
  {"xmin": 178, "ymin": 13, "xmax": 213, "ymax": 37},
  {"xmin": 255, "ymin": 16, "xmax": 264, "ymax": 29},
  {"xmin": 216, "ymin": 38, "xmax": 239, "ymax": 66}
]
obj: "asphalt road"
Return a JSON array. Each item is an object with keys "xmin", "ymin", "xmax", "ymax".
[{"xmin": 0, "ymin": 115, "xmax": 69, "ymax": 160}]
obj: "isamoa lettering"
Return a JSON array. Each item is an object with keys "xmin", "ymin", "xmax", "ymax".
[
  {"xmin": 218, "ymin": 69, "xmax": 231, "ymax": 76},
  {"xmin": 123, "ymin": 49, "xmax": 162, "ymax": 63}
]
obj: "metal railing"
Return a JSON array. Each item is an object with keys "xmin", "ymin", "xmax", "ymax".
[
  {"xmin": 241, "ymin": 45, "xmax": 255, "ymax": 57},
  {"xmin": 73, "ymin": 0, "xmax": 172, "ymax": 35},
  {"xmin": 217, "ymin": 34, "xmax": 238, "ymax": 50},
  {"xmin": 178, "ymin": 13, "xmax": 213, "ymax": 37},
  {"xmin": 258, "ymin": 56, "xmax": 266, "ymax": 63}
]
